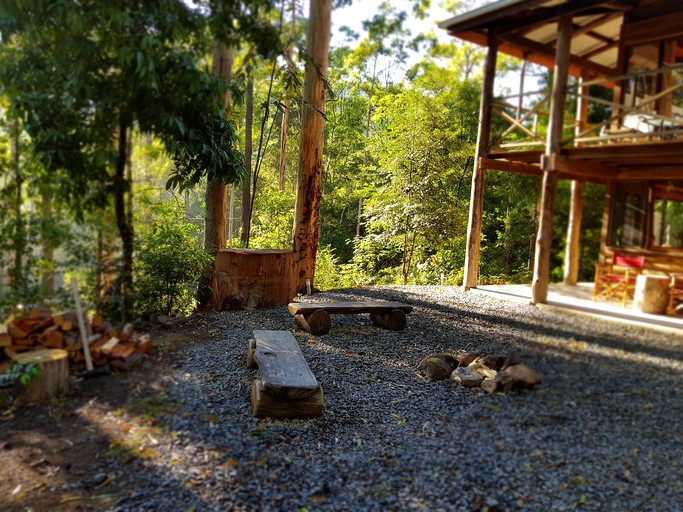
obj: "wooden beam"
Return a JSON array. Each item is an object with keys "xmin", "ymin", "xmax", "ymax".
[
  {"xmin": 572, "ymin": 12, "xmax": 623, "ymax": 38},
  {"xmin": 564, "ymin": 73, "xmax": 590, "ymax": 286},
  {"xmin": 499, "ymin": 32, "xmax": 615, "ymax": 78},
  {"xmin": 531, "ymin": 15, "xmax": 572, "ymax": 306},
  {"xmin": 581, "ymin": 40, "xmax": 619, "ymax": 60},
  {"xmin": 481, "ymin": 157, "xmax": 541, "ymax": 177},
  {"xmin": 493, "ymin": 0, "xmax": 619, "ymax": 37},
  {"xmin": 439, "ymin": 0, "xmax": 548, "ymax": 34},
  {"xmin": 463, "ymin": 34, "xmax": 497, "ymax": 291}
]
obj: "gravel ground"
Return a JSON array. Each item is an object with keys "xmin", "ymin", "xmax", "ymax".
[{"xmin": 96, "ymin": 285, "xmax": 682, "ymax": 511}]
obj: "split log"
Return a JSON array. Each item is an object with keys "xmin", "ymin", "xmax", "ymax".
[
  {"xmin": 293, "ymin": 309, "xmax": 331, "ymax": 336},
  {"xmin": 249, "ymin": 330, "xmax": 323, "ymax": 419},
  {"xmin": 10, "ymin": 349, "xmax": 69, "ymax": 402}
]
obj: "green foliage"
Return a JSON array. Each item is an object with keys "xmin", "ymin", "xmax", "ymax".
[
  {"xmin": 135, "ymin": 203, "xmax": 212, "ymax": 318},
  {"xmin": 0, "ymin": 361, "xmax": 40, "ymax": 388}
]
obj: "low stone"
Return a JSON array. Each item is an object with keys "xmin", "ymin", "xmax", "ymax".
[
  {"xmin": 480, "ymin": 378, "xmax": 498, "ymax": 394},
  {"xmin": 503, "ymin": 364, "xmax": 541, "ymax": 389},
  {"xmin": 419, "ymin": 357, "xmax": 452, "ymax": 381},
  {"xmin": 495, "ymin": 372, "xmax": 515, "ymax": 393},
  {"xmin": 468, "ymin": 360, "xmax": 497, "ymax": 380},
  {"xmin": 456, "ymin": 352, "xmax": 482, "ymax": 367},
  {"xmin": 420, "ymin": 353, "xmax": 459, "ymax": 371},
  {"xmin": 451, "ymin": 366, "xmax": 484, "ymax": 388},
  {"xmin": 481, "ymin": 354, "xmax": 508, "ymax": 371}
]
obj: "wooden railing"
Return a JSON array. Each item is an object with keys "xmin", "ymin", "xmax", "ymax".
[{"xmin": 492, "ymin": 63, "xmax": 683, "ymax": 151}]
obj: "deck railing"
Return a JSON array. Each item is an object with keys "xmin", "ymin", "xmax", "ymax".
[{"xmin": 492, "ymin": 63, "xmax": 683, "ymax": 152}]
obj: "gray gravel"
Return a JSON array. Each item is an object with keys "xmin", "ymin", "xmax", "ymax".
[{"xmin": 108, "ymin": 286, "xmax": 682, "ymax": 511}]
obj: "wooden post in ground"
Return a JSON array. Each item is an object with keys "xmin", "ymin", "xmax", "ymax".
[
  {"xmin": 463, "ymin": 34, "xmax": 497, "ymax": 290},
  {"xmin": 564, "ymin": 72, "xmax": 589, "ymax": 285},
  {"xmin": 531, "ymin": 15, "xmax": 572, "ymax": 305}
]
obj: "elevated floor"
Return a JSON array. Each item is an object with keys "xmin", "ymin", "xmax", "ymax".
[{"xmin": 472, "ymin": 282, "xmax": 683, "ymax": 333}]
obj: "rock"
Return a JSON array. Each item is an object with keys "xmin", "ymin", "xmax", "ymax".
[
  {"xmin": 502, "ymin": 364, "xmax": 541, "ymax": 389},
  {"xmin": 481, "ymin": 354, "xmax": 508, "ymax": 371},
  {"xmin": 495, "ymin": 372, "xmax": 515, "ymax": 393},
  {"xmin": 467, "ymin": 360, "xmax": 497, "ymax": 380},
  {"xmin": 502, "ymin": 351, "xmax": 522, "ymax": 370},
  {"xmin": 419, "ymin": 357, "xmax": 453, "ymax": 381},
  {"xmin": 480, "ymin": 378, "xmax": 498, "ymax": 394},
  {"xmin": 456, "ymin": 352, "xmax": 482, "ymax": 367},
  {"xmin": 420, "ymin": 352, "xmax": 459, "ymax": 371},
  {"xmin": 451, "ymin": 366, "xmax": 484, "ymax": 388}
]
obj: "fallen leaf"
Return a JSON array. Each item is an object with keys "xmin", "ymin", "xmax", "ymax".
[
  {"xmin": 642, "ymin": 403, "xmax": 654, "ymax": 410},
  {"xmin": 572, "ymin": 476, "xmax": 587, "ymax": 485},
  {"xmin": 307, "ymin": 339, "xmax": 317, "ymax": 343}
]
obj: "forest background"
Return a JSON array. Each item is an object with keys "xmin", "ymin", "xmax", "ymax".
[{"xmin": 0, "ymin": 0, "xmax": 606, "ymax": 323}]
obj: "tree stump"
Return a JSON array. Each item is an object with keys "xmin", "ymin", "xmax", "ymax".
[
  {"xmin": 633, "ymin": 275, "xmax": 669, "ymax": 314},
  {"xmin": 10, "ymin": 349, "xmax": 69, "ymax": 402},
  {"xmin": 210, "ymin": 249, "xmax": 296, "ymax": 310}
]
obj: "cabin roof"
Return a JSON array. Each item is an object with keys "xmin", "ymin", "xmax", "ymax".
[{"xmin": 438, "ymin": 0, "xmax": 671, "ymax": 78}]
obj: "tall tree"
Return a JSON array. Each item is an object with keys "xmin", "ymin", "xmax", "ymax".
[
  {"xmin": 1, "ymin": 0, "xmax": 248, "ymax": 320},
  {"xmin": 291, "ymin": 0, "xmax": 332, "ymax": 292}
]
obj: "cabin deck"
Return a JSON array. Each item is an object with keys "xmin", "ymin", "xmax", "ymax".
[{"xmin": 472, "ymin": 282, "xmax": 683, "ymax": 332}]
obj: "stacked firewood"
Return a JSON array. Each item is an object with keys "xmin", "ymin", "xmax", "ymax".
[{"xmin": 1, "ymin": 308, "xmax": 152, "ymax": 372}]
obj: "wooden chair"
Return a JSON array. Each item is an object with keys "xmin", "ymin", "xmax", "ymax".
[
  {"xmin": 593, "ymin": 253, "xmax": 645, "ymax": 307},
  {"xmin": 667, "ymin": 273, "xmax": 683, "ymax": 315}
]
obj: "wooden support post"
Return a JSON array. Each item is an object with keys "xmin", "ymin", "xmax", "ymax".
[
  {"xmin": 463, "ymin": 34, "xmax": 497, "ymax": 290},
  {"xmin": 369, "ymin": 309, "xmax": 407, "ymax": 331},
  {"xmin": 531, "ymin": 16, "xmax": 572, "ymax": 305},
  {"xmin": 564, "ymin": 73, "xmax": 588, "ymax": 286},
  {"xmin": 293, "ymin": 309, "xmax": 331, "ymax": 336}
]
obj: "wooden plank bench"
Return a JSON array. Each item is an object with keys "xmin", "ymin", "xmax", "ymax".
[
  {"xmin": 247, "ymin": 330, "xmax": 323, "ymax": 419},
  {"xmin": 287, "ymin": 301, "xmax": 413, "ymax": 335}
]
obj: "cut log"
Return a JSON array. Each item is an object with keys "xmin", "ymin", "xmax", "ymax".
[
  {"xmin": 633, "ymin": 275, "xmax": 669, "ymax": 314},
  {"xmin": 288, "ymin": 301, "xmax": 412, "ymax": 333},
  {"xmin": 10, "ymin": 349, "xmax": 69, "ymax": 403},
  {"xmin": 251, "ymin": 379, "xmax": 324, "ymax": 419},
  {"xmin": 0, "ymin": 332, "xmax": 11, "ymax": 347},
  {"xmin": 293, "ymin": 309, "xmax": 331, "ymax": 335},
  {"xmin": 100, "ymin": 337, "xmax": 120, "ymax": 356},
  {"xmin": 370, "ymin": 309, "xmax": 407, "ymax": 330},
  {"xmin": 110, "ymin": 342, "xmax": 136, "ymax": 360},
  {"xmin": 40, "ymin": 328, "xmax": 65, "ymax": 349}
]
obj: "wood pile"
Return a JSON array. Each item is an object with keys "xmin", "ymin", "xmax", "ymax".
[{"xmin": 1, "ymin": 308, "xmax": 152, "ymax": 372}]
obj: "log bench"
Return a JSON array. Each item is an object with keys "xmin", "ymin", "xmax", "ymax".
[
  {"xmin": 247, "ymin": 330, "xmax": 323, "ymax": 419},
  {"xmin": 287, "ymin": 301, "xmax": 413, "ymax": 335}
]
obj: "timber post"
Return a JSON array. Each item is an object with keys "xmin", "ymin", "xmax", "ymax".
[
  {"xmin": 463, "ymin": 33, "xmax": 497, "ymax": 290},
  {"xmin": 531, "ymin": 15, "xmax": 572, "ymax": 305},
  {"xmin": 564, "ymin": 72, "xmax": 589, "ymax": 285}
]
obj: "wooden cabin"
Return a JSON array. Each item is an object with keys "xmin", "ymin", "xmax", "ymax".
[{"xmin": 439, "ymin": 0, "xmax": 683, "ymax": 304}]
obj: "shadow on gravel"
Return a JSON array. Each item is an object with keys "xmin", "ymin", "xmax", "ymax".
[
  {"xmin": 4, "ymin": 286, "xmax": 681, "ymax": 511},
  {"xmin": 342, "ymin": 286, "xmax": 683, "ymax": 366}
]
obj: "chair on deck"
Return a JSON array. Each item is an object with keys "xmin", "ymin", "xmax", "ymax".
[
  {"xmin": 667, "ymin": 273, "xmax": 683, "ymax": 315},
  {"xmin": 593, "ymin": 253, "xmax": 645, "ymax": 307}
]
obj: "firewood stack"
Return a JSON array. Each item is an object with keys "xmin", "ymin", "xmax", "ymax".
[{"xmin": 1, "ymin": 308, "xmax": 152, "ymax": 372}]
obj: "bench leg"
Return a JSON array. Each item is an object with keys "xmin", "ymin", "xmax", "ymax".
[
  {"xmin": 246, "ymin": 338, "xmax": 258, "ymax": 369},
  {"xmin": 251, "ymin": 380, "xmax": 324, "ymax": 419},
  {"xmin": 294, "ymin": 309, "xmax": 331, "ymax": 335},
  {"xmin": 370, "ymin": 309, "xmax": 407, "ymax": 330}
]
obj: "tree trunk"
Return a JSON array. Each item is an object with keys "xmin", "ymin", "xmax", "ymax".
[
  {"xmin": 291, "ymin": 0, "xmax": 332, "ymax": 293},
  {"xmin": 241, "ymin": 74, "xmax": 254, "ymax": 246},
  {"xmin": 10, "ymin": 119, "xmax": 25, "ymax": 292},
  {"xmin": 278, "ymin": 0, "xmax": 297, "ymax": 192},
  {"xmin": 356, "ymin": 54, "xmax": 379, "ymax": 239},
  {"xmin": 198, "ymin": 41, "xmax": 233, "ymax": 307},
  {"xmin": 40, "ymin": 194, "xmax": 55, "ymax": 294},
  {"xmin": 115, "ymin": 117, "xmax": 134, "ymax": 322}
]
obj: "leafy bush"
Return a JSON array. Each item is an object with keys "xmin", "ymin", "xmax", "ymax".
[{"xmin": 135, "ymin": 203, "xmax": 211, "ymax": 318}]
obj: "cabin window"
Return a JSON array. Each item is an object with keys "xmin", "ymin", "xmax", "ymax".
[
  {"xmin": 652, "ymin": 183, "xmax": 683, "ymax": 249},
  {"xmin": 609, "ymin": 182, "xmax": 647, "ymax": 247}
]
